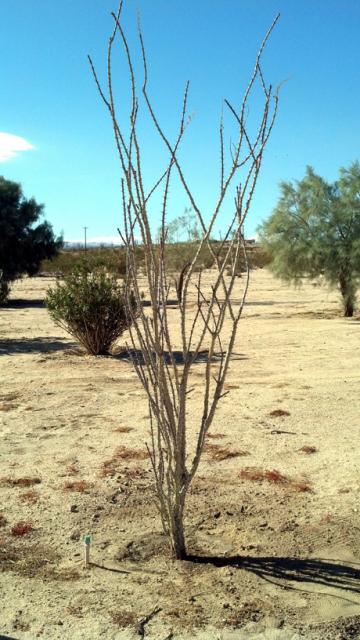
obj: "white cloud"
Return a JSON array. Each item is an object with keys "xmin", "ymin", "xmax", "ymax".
[{"xmin": 0, "ymin": 132, "xmax": 34, "ymax": 162}]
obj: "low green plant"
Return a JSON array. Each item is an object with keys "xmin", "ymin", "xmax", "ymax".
[
  {"xmin": 46, "ymin": 266, "xmax": 137, "ymax": 355},
  {"xmin": 41, "ymin": 247, "xmax": 129, "ymax": 277}
]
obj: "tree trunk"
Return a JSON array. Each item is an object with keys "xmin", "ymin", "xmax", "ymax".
[
  {"xmin": 344, "ymin": 297, "xmax": 354, "ymax": 318},
  {"xmin": 339, "ymin": 272, "xmax": 355, "ymax": 317},
  {"xmin": 169, "ymin": 503, "xmax": 187, "ymax": 559}
]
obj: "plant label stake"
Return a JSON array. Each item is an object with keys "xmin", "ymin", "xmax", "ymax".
[{"xmin": 84, "ymin": 534, "xmax": 92, "ymax": 568}]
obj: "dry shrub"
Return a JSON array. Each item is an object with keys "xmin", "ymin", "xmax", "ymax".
[
  {"xmin": 298, "ymin": 445, "xmax": 317, "ymax": 454},
  {"xmin": 240, "ymin": 467, "xmax": 312, "ymax": 492},
  {"xmin": 66, "ymin": 463, "xmax": 80, "ymax": 476},
  {"xmin": 47, "ymin": 566, "xmax": 82, "ymax": 581},
  {"xmin": 11, "ymin": 521, "xmax": 34, "ymax": 536},
  {"xmin": 0, "ymin": 513, "xmax": 7, "ymax": 527},
  {"xmin": 115, "ymin": 446, "xmax": 148, "ymax": 460},
  {"xmin": 66, "ymin": 605, "xmax": 83, "ymax": 618},
  {"xmin": 64, "ymin": 480, "xmax": 92, "ymax": 493},
  {"xmin": 113, "ymin": 426, "xmax": 133, "ymax": 434},
  {"xmin": 101, "ymin": 459, "xmax": 118, "ymax": 478},
  {"xmin": 0, "ymin": 403, "xmax": 17, "ymax": 412},
  {"xmin": 110, "ymin": 610, "xmax": 137, "ymax": 627},
  {"xmin": 0, "ymin": 477, "xmax": 41, "ymax": 487},
  {"xmin": 291, "ymin": 481, "xmax": 313, "ymax": 493},
  {"xmin": 269, "ymin": 409, "xmax": 291, "ymax": 417},
  {"xmin": 226, "ymin": 599, "xmax": 264, "ymax": 627},
  {"xmin": 101, "ymin": 447, "xmax": 148, "ymax": 478},
  {"xmin": 239, "ymin": 467, "xmax": 266, "ymax": 481},
  {"xmin": 205, "ymin": 443, "xmax": 249, "ymax": 461},
  {"xmin": 20, "ymin": 490, "xmax": 40, "ymax": 505},
  {"xmin": 121, "ymin": 467, "xmax": 145, "ymax": 480},
  {"xmin": 264, "ymin": 469, "xmax": 288, "ymax": 483},
  {"xmin": 205, "ymin": 433, "xmax": 226, "ymax": 440}
]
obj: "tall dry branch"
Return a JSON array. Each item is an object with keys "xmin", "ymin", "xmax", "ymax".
[{"xmin": 89, "ymin": 2, "xmax": 279, "ymax": 559}]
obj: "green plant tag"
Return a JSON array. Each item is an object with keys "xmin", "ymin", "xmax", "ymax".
[{"xmin": 84, "ymin": 534, "xmax": 92, "ymax": 545}]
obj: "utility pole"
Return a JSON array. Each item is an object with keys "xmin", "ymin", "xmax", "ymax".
[{"xmin": 83, "ymin": 226, "xmax": 88, "ymax": 253}]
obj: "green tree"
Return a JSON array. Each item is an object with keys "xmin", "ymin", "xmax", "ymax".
[
  {"xmin": 258, "ymin": 163, "xmax": 360, "ymax": 316},
  {"xmin": 160, "ymin": 208, "xmax": 201, "ymax": 244},
  {"xmin": 0, "ymin": 176, "xmax": 62, "ymax": 302}
]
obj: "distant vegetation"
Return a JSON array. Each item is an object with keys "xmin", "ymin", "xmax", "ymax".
[
  {"xmin": 41, "ymin": 246, "xmax": 129, "ymax": 278},
  {"xmin": 258, "ymin": 162, "xmax": 360, "ymax": 316},
  {"xmin": 40, "ymin": 241, "xmax": 270, "ymax": 280},
  {"xmin": 0, "ymin": 176, "xmax": 62, "ymax": 304}
]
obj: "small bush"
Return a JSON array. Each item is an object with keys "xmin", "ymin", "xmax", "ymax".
[
  {"xmin": 20, "ymin": 490, "xmax": 40, "ymax": 505},
  {"xmin": 204, "ymin": 443, "xmax": 249, "ymax": 461},
  {"xmin": 63, "ymin": 480, "xmax": 92, "ymax": 493},
  {"xmin": 11, "ymin": 521, "xmax": 34, "ymax": 536},
  {"xmin": 46, "ymin": 266, "xmax": 138, "ymax": 355},
  {"xmin": 0, "ymin": 477, "xmax": 41, "ymax": 487}
]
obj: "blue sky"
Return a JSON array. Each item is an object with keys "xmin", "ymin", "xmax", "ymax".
[{"xmin": 1, "ymin": 0, "xmax": 360, "ymax": 242}]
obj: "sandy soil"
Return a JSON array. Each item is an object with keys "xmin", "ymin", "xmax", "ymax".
[{"xmin": 0, "ymin": 269, "xmax": 359, "ymax": 640}]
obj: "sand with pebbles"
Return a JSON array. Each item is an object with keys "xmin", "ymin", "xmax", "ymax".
[{"xmin": 0, "ymin": 269, "xmax": 359, "ymax": 639}]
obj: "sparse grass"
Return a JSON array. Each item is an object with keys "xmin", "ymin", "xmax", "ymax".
[
  {"xmin": 66, "ymin": 605, "xmax": 83, "ymax": 618},
  {"xmin": 20, "ymin": 490, "xmax": 40, "ymax": 504},
  {"xmin": 239, "ymin": 467, "xmax": 265, "ymax": 481},
  {"xmin": 113, "ymin": 426, "xmax": 133, "ymax": 433},
  {"xmin": 0, "ymin": 403, "xmax": 17, "ymax": 412},
  {"xmin": 204, "ymin": 443, "xmax": 249, "ymax": 461},
  {"xmin": 0, "ymin": 513, "xmax": 7, "ymax": 527},
  {"xmin": 63, "ymin": 480, "xmax": 92, "ymax": 493},
  {"xmin": 110, "ymin": 610, "xmax": 137, "ymax": 627},
  {"xmin": 115, "ymin": 446, "xmax": 149, "ymax": 460},
  {"xmin": 0, "ymin": 477, "xmax": 41, "ymax": 487},
  {"xmin": 101, "ymin": 447, "xmax": 148, "ymax": 477},
  {"xmin": 269, "ymin": 409, "xmax": 291, "ymax": 417},
  {"xmin": 291, "ymin": 481, "xmax": 313, "ymax": 492},
  {"xmin": 11, "ymin": 521, "xmax": 34, "ymax": 536},
  {"xmin": 0, "ymin": 392, "xmax": 20, "ymax": 402},
  {"xmin": 263, "ymin": 469, "xmax": 288, "ymax": 483},
  {"xmin": 65, "ymin": 462, "xmax": 80, "ymax": 476},
  {"xmin": 47, "ymin": 567, "xmax": 82, "ymax": 581},
  {"xmin": 240, "ymin": 467, "xmax": 313, "ymax": 492},
  {"xmin": 298, "ymin": 445, "xmax": 317, "ymax": 454},
  {"xmin": 121, "ymin": 467, "xmax": 145, "ymax": 480}
]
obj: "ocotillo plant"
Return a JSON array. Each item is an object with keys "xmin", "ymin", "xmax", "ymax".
[{"xmin": 89, "ymin": 1, "xmax": 279, "ymax": 559}]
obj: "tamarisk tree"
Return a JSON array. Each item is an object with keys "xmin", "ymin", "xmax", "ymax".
[
  {"xmin": 89, "ymin": 2, "xmax": 279, "ymax": 559},
  {"xmin": 259, "ymin": 164, "xmax": 360, "ymax": 317}
]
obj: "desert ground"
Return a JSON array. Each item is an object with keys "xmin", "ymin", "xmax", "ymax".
[{"xmin": 0, "ymin": 269, "xmax": 359, "ymax": 640}]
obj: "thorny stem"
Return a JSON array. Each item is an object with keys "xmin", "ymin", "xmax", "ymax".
[{"xmin": 89, "ymin": 1, "xmax": 279, "ymax": 559}]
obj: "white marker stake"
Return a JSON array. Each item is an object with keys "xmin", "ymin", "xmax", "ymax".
[{"xmin": 84, "ymin": 535, "xmax": 91, "ymax": 568}]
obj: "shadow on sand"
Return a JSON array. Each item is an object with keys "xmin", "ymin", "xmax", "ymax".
[
  {"xmin": 186, "ymin": 553, "xmax": 360, "ymax": 595},
  {"xmin": 3, "ymin": 298, "xmax": 45, "ymax": 309},
  {"xmin": 0, "ymin": 337, "xmax": 74, "ymax": 356},
  {"xmin": 114, "ymin": 348, "xmax": 248, "ymax": 365}
]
